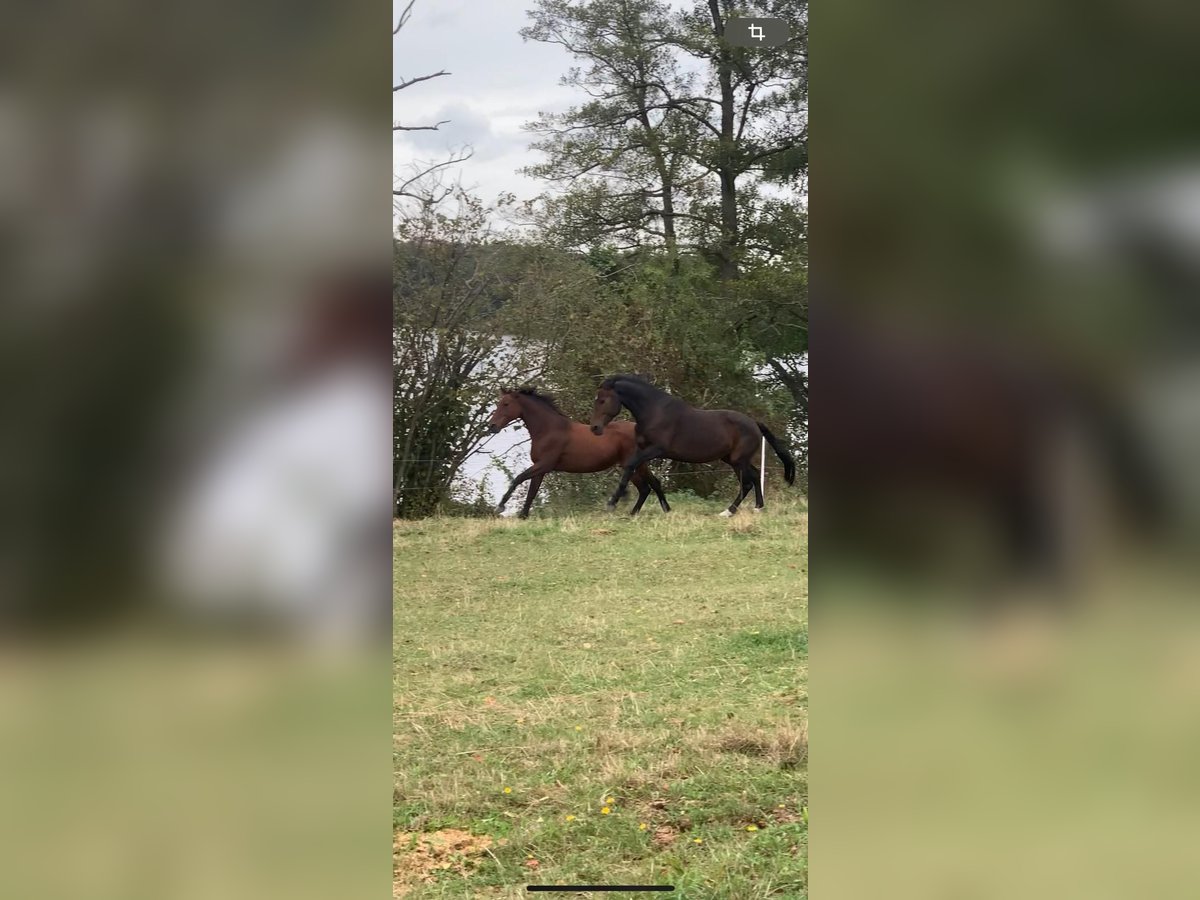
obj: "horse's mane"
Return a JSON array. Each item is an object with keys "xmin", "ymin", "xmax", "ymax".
[
  {"xmin": 509, "ymin": 386, "xmax": 566, "ymax": 415},
  {"xmin": 601, "ymin": 373, "xmax": 657, "ymax": 390}
]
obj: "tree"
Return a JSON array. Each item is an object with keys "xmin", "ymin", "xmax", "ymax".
[
  {"xmin": 522, "ymin": 0, "xmax": 808, "ymax": 280},
  {"xmin": 395, "ymin": 188, "xmax": 522, "ymax": 517},
  {"xmin": 522, "ymin": 0, "xmax": 701, "ymax": 270},
  {"xmin": 727, "ymin": 247, "xmax": 808, "ymax": 481},
  {"xmin": 667, "ymin": 0, "xmax": 807, "ymax": 279}
]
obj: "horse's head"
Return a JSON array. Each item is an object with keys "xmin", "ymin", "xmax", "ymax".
[
  {"xmin": 488, "ymin": 391, "xmax": 522, "ymax": 433},
  {"xmin": 590, "ymin": 383, "xmax": 621, "ymax": 435}
]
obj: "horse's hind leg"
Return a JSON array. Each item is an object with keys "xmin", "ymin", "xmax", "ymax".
[
  {"xmin": 647, "ymin": 471, "xmax": 670, "ymax": 512},
  {"xmin": 749, "ymin": 464, "xmax": 764, "ymax": 511},
  {"xmin": 719, "ymin": 464, "xmax": 754, "ymax": 517}
]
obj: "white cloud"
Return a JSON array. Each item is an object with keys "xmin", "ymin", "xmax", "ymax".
[
  {"xmin": 391, "ymin": 1, "xmax": 714, "ymax": 210},
  {"xmin": 393, "ymin": 0, "xmax": 573, "ymax": 205}
]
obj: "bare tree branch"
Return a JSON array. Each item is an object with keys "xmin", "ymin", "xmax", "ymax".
[
  {"xmin": 393, "ymin": 119, "xmax": 451, "ymax": 132},
  {"xmin": 393, "ymin": 71, "xmax": 450, "ymax": 92},
  {"xmin": 394, "ymin": 0, "xmax": 414, "ymax": 35},
  {"xmin": 393, "ymin": 151, "xmax": 474, "ymax": 202},
  {"xmin": 392, "ymin": 2, "xmax": 453, "ymax": 132}
]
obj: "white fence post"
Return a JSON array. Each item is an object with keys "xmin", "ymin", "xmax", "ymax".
[{"xmin": 760, "ymin": 435, "xmax": 767, "ymax": 502}]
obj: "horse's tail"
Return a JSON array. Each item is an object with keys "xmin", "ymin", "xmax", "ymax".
[{"xmin": 757, "ymin": 422, "xmax": 796, "ymax": 486}]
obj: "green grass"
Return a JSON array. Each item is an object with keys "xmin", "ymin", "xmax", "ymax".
[{"xmin": 394, "ymin": 495, "xmax": 808, "ymax": 898}]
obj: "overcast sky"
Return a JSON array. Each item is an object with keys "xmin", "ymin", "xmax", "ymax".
[{"xmin": 393, "ymin": 0, "xmax": 575, "ymax": 206}]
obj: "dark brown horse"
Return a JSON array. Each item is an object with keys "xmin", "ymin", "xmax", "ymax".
[
  {"xmin": 488, "ymin": 388, "xmax": 670, "ymax": 519},
  {"xmin": 590, "ymin": 375, "xmax": 796, "ymax": 516},
  {"xmin": 811, "ymin": 302, "xmax": 1166, "ymax": 582}
]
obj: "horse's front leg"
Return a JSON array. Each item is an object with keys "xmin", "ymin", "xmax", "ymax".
[
  {"xmin": 496, "ymin": 465, "xmax": 536, "ymax": 515},
  {"xmin": 608, "ymin": 447, "xmax": 665, "ymax": 511},
  {"xmin": 508, "ymin": 458, "xmax": 556, "ymax": 519},
  {"xmin": 628, "ymin": 470, "xmax": 651, "ymax": 516},
  {"xmin": 518, "ymin": 472, "xmax": 547, "ymax": 519}
]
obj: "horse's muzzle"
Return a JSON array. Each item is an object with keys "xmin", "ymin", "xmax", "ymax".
[
  {"xmin": 488, "ymin": 424, "xmax": 501, "ymax": 434},
  {"xmin": 590, "ymin": 424, "xmax": 603, "ymax": 436}
]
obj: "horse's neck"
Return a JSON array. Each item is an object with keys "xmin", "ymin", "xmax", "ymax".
[
  {"xmin": 518, "ymin": 399, "xmax": 568, "ymax": 436},
  {"xmin": 619, "ymin": 382, "xmax": 670, "ymax": 418}
]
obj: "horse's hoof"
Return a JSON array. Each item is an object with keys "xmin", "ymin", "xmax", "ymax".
[
  {"xmin": 752, "ymin": 506, "xmax": 764, "ymax": 514},
  {"xmin": 718, "ymin": 509, "xmax": 735, "ymax": 518},
  {"xmin": 517, "ymin": 512, "xmax": 529, "ymax": 520},
  {"xmin": 606, "ymin": 501, "xmax": 618, "ymax": 512},
  {"xmin": 495, "ymin": 504, "xmax": 506, "ymax": 515}
]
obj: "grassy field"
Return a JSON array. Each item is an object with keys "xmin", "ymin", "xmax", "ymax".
[{"xmin": 394, "ymin": 494, "xmax": 808, "ymax": 898}]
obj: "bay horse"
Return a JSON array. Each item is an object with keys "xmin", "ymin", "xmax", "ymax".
[
  {"xmin": 590, "ymin": 375, "xmax": 796, "ymax": 516},
  {"xmin": 487, "ymin": 388, "xmax": 670, "ymax": 519}
]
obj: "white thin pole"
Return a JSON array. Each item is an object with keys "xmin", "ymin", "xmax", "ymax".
[{"xmin": 760, "ymin": 436, "xmax": 767, "ymax": 502}]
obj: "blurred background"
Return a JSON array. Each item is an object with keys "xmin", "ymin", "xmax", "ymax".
[
  {"xmin": 6, "ymin": 0, "xmax": 1200, "ymax": 894},
  {"xmin": 0, "ymin": 2, "xmax": 390, "ymax": 898},
  {"xmin": 812, "ymin": 0, "xmax": 1200, "ymax": 897}
]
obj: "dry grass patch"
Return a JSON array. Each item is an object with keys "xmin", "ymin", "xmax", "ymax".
[
  {"xmin": 652, "ymin": 824, "xmax": 681, "ymax": 847},
  {"xmin": 725, "ymin": 515, "xmax": 762, "ymax": 534},
  {"xmin": 713, "ymin": 722, "xmax": 808, "ymax": 770},
  {"xmin": 393, "ymin": 829, "xmax": 494, "ymax": 897},
  {"xmin": 770, "ymin": 805, "xmax": 803, "ymax": 825}
]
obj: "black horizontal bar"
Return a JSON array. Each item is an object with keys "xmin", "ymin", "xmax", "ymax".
[{"xmin": 527, "ymin": 887, "xmax": 674, "ymax": 893}]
